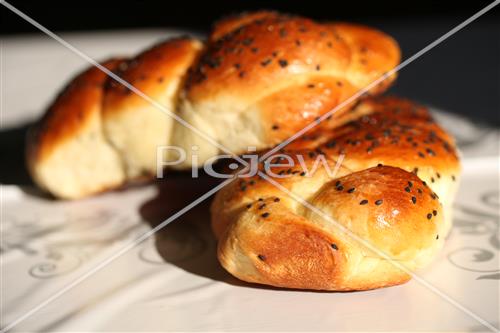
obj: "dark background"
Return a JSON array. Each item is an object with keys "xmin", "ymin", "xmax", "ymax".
[{"xmin": 0, "ymin": 0, "xmax": 499, "ymax": 184}]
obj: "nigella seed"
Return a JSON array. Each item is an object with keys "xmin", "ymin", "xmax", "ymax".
[
  {"xmin": 375, "ymin": 199, "xmax": 383, "ymax": 205},
  {"xmin": 427, "ymin": 213, "xmax": 433, "ymax": 220},
  {"xmin": 257, "ymin": 254, "xmax": 266, "ymax": 261},
  {"xmin": 347, "ymin": 187, "xmax": 355, "ymax": 193},
  {"xmin": 279, "ymin": 59, "xmax": 288, "ymax": 67},
  {"xmin": 261, "ymin": 212, "xmax": 270, "ymax": 218},
  {"xmin": 411, "ymin": 196, "xmax": 417, "ymax": 204},
  {"xmin": 261, "ymin": 58, "xmax": 272, "ymax": 67},
  {"xmin": 360, "ymin": 199, "xmax": 368, "ymax": 205},
  {"xmin": 433, "ymin": 210, "xmax": 437, "ymax": 216},
  {"xmin": 331, "ymin": 244, "xmax": 339, "ymax": 250}
]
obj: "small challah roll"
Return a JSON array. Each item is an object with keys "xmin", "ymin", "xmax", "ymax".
[
  {"xmin": 102, "ymin": 37, "xmax": 203, "ymax": 178},
  {"xmin": 171, "ymin": 12, "xmax": 400, "ymax": 168},
  {"xmin": 211, "ymin": 96, "xmax": 460, "ymax": 291},
  {"xmin": 27, "ymin": 59, "xmax": 127, "ymax": 199}
]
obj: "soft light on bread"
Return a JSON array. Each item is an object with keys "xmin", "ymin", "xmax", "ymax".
[
  {"xmin": 102, "ymin": 37, "xmax": 203, "ymax": 178},
  {"xmin": 27, "ymin": 59, "xmax": 127, "ymax": 199},
  {"xmin": 170, "ymin": 11, "xmax": 401, "ymax": 168},
  {"xmin": 211, "ymin": 96, "xmax": 460, "ymax": 291}
]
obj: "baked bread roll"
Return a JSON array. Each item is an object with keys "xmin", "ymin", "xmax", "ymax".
[
  {"xmin": 102, "ymin": 38, "xmax": 203, "ymax": 178},
  {"xmin": 27, "ymin": 37, "xmax": 203, "ymax": 199},
  {"xmin": 26, "ymin": 59, "xmax": 127, "ymax": 199},
  {"xmin": 170, "ymin": 11, "xmax": 400, "ymax": 167},
  {"xmin": 211, "ymin": 96, "xmax": 461, "ymax": 291}
]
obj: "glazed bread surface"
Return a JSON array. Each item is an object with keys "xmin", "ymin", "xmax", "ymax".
[
  {"xmin": 211, "ymin": 96, "xmax": 461, "ymax": 291},
  {"xmin": 171, "ymin": 11, "xmax": 401, "ymax": 168},
  {"xmin": 27, "ymin": 59, "xmax": 127, "ymax": 199},
  {"xmin": 102, "ymin": 38, "xmax": 203, "ymax": 178}
]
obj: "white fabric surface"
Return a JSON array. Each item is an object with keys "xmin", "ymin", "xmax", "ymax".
[{"xmin": 1, "ymin": 31, "xmax": 499, "ymax": 332}]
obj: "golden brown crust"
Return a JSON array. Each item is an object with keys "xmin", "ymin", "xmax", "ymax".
[
  {"xmin": 28, "ymin": 59, "xmax": 124, "ymax": 164},
  {"xmin": 178, "ymin": 12, "xmax": 401, "ymax": 158},
  {"xmin": 211, "ymin": 96, "xmax": 460, "ymax": 291},
  {"xmin": 102, "ymin": 37, "xmax": 203, "ymax": 113}
]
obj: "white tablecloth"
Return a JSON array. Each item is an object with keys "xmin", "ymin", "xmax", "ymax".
[{"xmin": 1, "ymin": 31, "xmax": 499, "ymax": 332}]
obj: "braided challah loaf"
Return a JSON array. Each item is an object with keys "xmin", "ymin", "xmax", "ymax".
[
  {"xmin": 171, "ymin": 11, "xmax": 400, "ymax": 167},
  {"xmin": 211, "ymin": 96, "xmax": 460, "ymax": 291},
  {"xmin": 27, "ymin": 38, "xmax": 202, "ymax": 199},
  {"xmin": 27, "ymin": 11, "xmax": 400, "ymax": 199}
]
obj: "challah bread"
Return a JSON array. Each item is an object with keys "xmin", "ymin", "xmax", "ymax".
[
  {"xmin": 26, "ymin": 59, "xmax": 127, "ymax": 199},
  {"xmin": 211, "ymin": 96, "xmax": 460, "ymax": 291},
  {"xmin": 170, "ymin": 11, "xmax": 400, "ymax": 168},
  {"xmin": 102, "ymin": 37, "xmax": 203, "ymax": 179}
]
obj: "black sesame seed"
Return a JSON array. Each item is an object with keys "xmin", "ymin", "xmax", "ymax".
[
  {"xmin": 360, "ymin": 199, "xmax": 368, "ymax": 205},
  {"xmin": 307, "ymin": 83, "xmax": 315, "ymax": 88},
  {"xmin": 272, "ymin": 124, "xmax": 279, "ymax": 130},
  {"xmin": 433, "ymin": 210, "xmax": 437, "ymax": 216},
  {"xmin": 258, "ymin": 204, "xmax": 266, "ymax": 210},
  {"xmin": 452, "ymin": 175, "xmax": 456, "ymax": 181},
  {"xmin": 261, "ymin": 58, "xmax": 272, "ymax": 67},
  {"xmin": 251, "ymin": 47, "xmax": 259, "ymax": 53},
  {"xmin": 436, "ymin": 235, "xmax": 439, "ymax": 240},
  {"xmin": 257, "ymin": 254, "xmax": 266, "ymax": 261},
  {"xmin": 418, "ymin": 188, "xmax": 423, "ymax": 194},
  {"xmin": 238, "ymin": 71, "xmax": 246, "ymax": 78},
  {"xmin": 246, "ymin": 204, "xmax": 252, "ymax": 209},
  {"xmin": 316, "ymin": 64, "xmax": 321, "ymax": 71},
  {"xmin": 436, "ymin": 173, "xmax": 441, "ymax": 178},
  {"xmin": 258, "ymin": 198, "xmax": 263, "ymax": 201},
  {"xmin": 405, "ymin": 187, "xmax": 411, "ymax": 193},
  {"xmin": 418, "ymin": 152, "xmax": 425, "ymax": 158},
  {"xmin": 261, "ymin": 212, "xmax": 270, "ymax": 218},
  {"xmin": 411, "ymin": 196, "xmax": 417, "ymax": 204},
  {"xmin": 375, "ymin": 199, "xmax": 383, "ymax": 205},
  {"xmin": 331, "ymin": 244, "xmax": 339, "ymax": 250},
  {"xmin": 427, "ymin": 213, "xmax": 432, "ymax": 220},
  {"xmin": 408, "ymin": 181, "xmax": 413, "ymax": 187},
  {"xmin": 300, "ymin": 171, "xmax": 306, "ymax": 176},
  {"xmin": 295, "ymin": 39, "xmax": 302, "ymax": 46},
  {"xmin": 335, "ymin": 180, "xmax": 341, "ymax": 187},
  {"xmin": 279, "ymin": 59, "xmax": 288, "ymax": 67},
  {"xmin": 336, "ymin": 186, "xmax": 344, "ymax": 191},
  {"xmin": 274, "ymin": 198, "xmax": 280, "ymax": 202},
  {"xmin": 431, "ymin": 177, "xmax": 435, "ymax": 183},
  {"xmin": 347, "ymin": 187, "xmax": 355, "ymax": 193}
]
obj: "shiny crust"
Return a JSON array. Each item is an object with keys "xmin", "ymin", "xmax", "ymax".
[
  {"xmin": 101, "ymin": 37, "xmax": 203, "ymax": 178},
  {"xmin": 103, "ymin": 37, "xmax": 203, "ymax": 113},
  {"xmin": 28, "ymin": 59, "xmax": 123, "ymax": 163},
  {"xmin": 211, "ymin": 96, "xmax": 460, "ymax": 291},
  {"xmin": 179, "ymin": 12, "xmax": 401, "ymax": 156}
]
